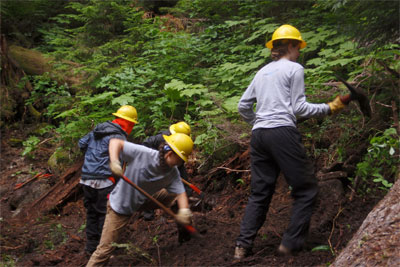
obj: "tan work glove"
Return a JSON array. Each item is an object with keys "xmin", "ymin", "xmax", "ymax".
[
  {"xmin": 175, "ymin": 208, "xmax": 193, "ymax": 225},
  {"xmin": 328, "ymin": 96, "xmax": 347, "ymax": 115},
  {"xmin": 110, "ymin": 160, "xmax": 123, "ymax": 178}
]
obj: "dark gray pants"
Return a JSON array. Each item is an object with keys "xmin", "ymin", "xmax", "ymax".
[
  {"xmin": 83, "ymin": 184, "xmax": 115, "ymax": 253},
  {"xmin": 236, "ymin": 127, "xmax": 318, "ymax": 251}
]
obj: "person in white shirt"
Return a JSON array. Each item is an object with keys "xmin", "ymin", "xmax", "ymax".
[{"xmin": 234, "ymin": 24, "xmax": 348, "ymax": 259}]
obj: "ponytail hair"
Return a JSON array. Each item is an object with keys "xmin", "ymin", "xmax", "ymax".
[{"xmin": 271, "ymin": 39, "xmax": 301, "ymax": 61}]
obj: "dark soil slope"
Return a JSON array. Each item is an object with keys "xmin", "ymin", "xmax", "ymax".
[{"xmin": 0, "ymin": 122, "xmax": 388, "ymax": 266}]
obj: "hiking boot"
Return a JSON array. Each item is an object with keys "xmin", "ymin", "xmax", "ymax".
[
  {"xmin": 234, "ymin": 245, "xmax": 249, "ymax": 260},
  {"xmin": 278, "ymin": 244, "xmax": 293, "ymax": 256},
  {"xmin": 177, "ymin": 224, "xmax": 191, "ymax": 244}
]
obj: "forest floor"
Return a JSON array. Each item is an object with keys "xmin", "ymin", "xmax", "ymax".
[{"xmin": 0, "ymin": 122, "xmax": 386, "ymax": 267}]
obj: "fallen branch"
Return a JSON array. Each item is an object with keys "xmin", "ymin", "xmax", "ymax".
[
  {"xmin": 16, "ymin": 160, "xmax": 83, "ymax": 220},
  {"xmin": 328, "ymin": 205, "xmax": 344, "ymax": 256},
  {"xmin": 376, "ymin": 101, "xmax": 392, "ymax": 108},
  {"xmin": 0, "ymin": 244, "xmax": 25, "ymax": 251},
  {"xmin": 13, "ymin": 173, "xmax": 41, "ymax": 190},
  {"xmin": 14, "ymin": 173, "xmax": 52, "ymax": 190},
  {"xmin": 216, "ymin": 166, "xmax": 250, "ymax": 173},
  {"xmin": 349, "ymin": 175, "xmax": 360, "ymax": 201}
]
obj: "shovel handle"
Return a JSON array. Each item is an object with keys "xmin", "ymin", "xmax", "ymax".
[
  {"xmin": 121, "ymin": 175, "xmax": 199, "ymax": 235},
  {"xmin": 121, "ymin": 175, "xmax": 176, "ymax": 218}
]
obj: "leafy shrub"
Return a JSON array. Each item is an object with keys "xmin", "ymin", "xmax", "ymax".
[
  {"xmin": 22, "ymin": 136, "xmax": 41, "ymax": 159},
  {"xmin": 355, "ymin": 128, "xmax": 399, "ymax": 192}
]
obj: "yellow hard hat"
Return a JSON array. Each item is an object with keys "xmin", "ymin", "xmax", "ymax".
[
  {"xmin": 266, "ymin": 24, "xmax": 307, "ymax": 49},
  {"xmin": 169, "ymin": 121, "xmax": 191, "ymax": 136},
  {"xmin": 163, "ymin": 133, "xmax": 193, "ymax": 162},
  {"xmin": 112, "ymin": 105, "xmax": 138, "ymax": 123}
]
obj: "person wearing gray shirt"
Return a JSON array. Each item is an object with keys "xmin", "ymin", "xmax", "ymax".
[
  {"xmin": 234, "ymin": 24, "xmax": 348, "ymax": 260},
  {"xmin": 87, "ymin": 133, "xmax": 195, "ymax": 267}
]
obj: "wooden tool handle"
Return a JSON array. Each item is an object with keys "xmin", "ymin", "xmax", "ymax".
[
  {"xmin": 121, "ymin": 175, "xmax": 176, "ymax": 218},
  {"xmin": 121, "ymin": 175, "xmax": 198, "ymax": 234}
]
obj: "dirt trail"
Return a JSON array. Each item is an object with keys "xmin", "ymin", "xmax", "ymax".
[{"xmin": 0, "ymin": 125, "xmax": 384, "ymax": 266}]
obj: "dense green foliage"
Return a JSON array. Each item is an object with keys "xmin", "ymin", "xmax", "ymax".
[
  {"xmin": 356, "ymin": 128, "xmax": 399, "ymax": 192},
  {"xmin": 2, "ymin": 0, "xmax": 399, "ymax": 191},
  {"xmin": 0, "ymin": 0, "xmax": 67, "ymax": 48}
]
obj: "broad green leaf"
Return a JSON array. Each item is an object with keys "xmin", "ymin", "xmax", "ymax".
[
  {"xmin": 111, "ymin": 93, "xmax": 134, "ymax": 106},
  {"xmin": 180, "ymin": 85, "xmax": 208, "ymax": 97},
  {"xmin": 164, "ymin": 79, "xmax": 187, "ymax": 91},
  {"xmin": 311, "ymin": 245, "xmax": 330, "ymax": 252},
  {"xmin": 196, "ymin": 99, "xmax": 213, "ymax": 107},
  {"xmin": 164, "ymin": 87, "xmax": 181, "ymax": 101},
  {"xmin": 384, "ymin": 128, "xmax": 397, "ymax": 135},
  {"xmin": 199, "ymin": 109, "xmax": 222, "ymax": 116},
  {"xmin": 55, "ymin": 108, "xmax": 78, "ymax": 119},
  {"xmin": 244, "ymin": 23, "xmax": 278, "ymax": 43},
  {"xmin": 307, "ymin": 58, "xmax": 324, "ymax": 66},
  {"xmin": 222, "ymin": 96, "xmax": 241, "ymax": 113},
  {"xmin": 340, "ymin": 41, "xmax": 356, "ymax": 50},
  {"xmin": 194, "ymin": 133, "xmax": 207, "ymax": 145},
  {"xmin": 225, "ymin": 19, "xmax": 249, "ymax": 27},
  {"xmin": 81, "ymin": 92, "xmax": 115, "ymax": 105}
]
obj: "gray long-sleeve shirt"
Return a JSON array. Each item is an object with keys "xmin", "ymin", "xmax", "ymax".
[{"xmin": 238, "ymin": 58, "xmax": 330, "ymax": 129}]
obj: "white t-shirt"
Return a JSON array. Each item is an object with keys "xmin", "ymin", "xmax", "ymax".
[{"xmin": 109, "ymin": 142, "xmax": 185, "ymax": 215}]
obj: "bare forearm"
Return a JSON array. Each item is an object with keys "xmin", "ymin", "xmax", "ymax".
[
  {"xmin": 109, "ymin": 138, "xmax": 124, "ymax": 162},
  {"xmin": 176, "ymin": 192, "xmax": 189, "ymax": 209}
]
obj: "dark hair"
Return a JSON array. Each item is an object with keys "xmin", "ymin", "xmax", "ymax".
[
  {"xmin": 158, "ymin": 142, "xmax": 169, "ymax": 169},
  {"xmin": 271, "ymin": 39, "xmax": 301, "ymax": 61}
]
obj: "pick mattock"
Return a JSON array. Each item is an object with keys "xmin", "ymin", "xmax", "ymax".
[
  {"xmin": 335, "ymin": 74, "xmax": 372, "ymax": 117},
  {"xmin": 121, "ymin": 175, "xmax": 200, "ymax": 237},
  {"xmin": 181, "ymin": 178, "xmax": 205, "ymax": 207},
  {"xmin": 181, "ymin": 178, "xmax": 204, "ymax": 198}
]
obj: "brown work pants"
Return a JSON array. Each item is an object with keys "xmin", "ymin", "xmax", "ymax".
[{"xmin": 86, "ymin": 189, "xmax": 177, "ymax": 267}]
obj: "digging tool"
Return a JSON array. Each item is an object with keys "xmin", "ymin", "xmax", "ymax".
[
  {"xmin": 334, "ymin": 74, "xmax": 372, "ymax": 117},
  {"xmin": 181, "ymin": 178, "xmax": 205, "ymax": 198},
  {"xmin": 121, "ymin": 175, "xmax": 200, "ymax": 237},
  {"xmin": 14, "ymin": 173, "xmax": 53, "ymax": 190},
  {"xmin": 181, "ymin": 178, "xmax": 205, "ymax": 207}
]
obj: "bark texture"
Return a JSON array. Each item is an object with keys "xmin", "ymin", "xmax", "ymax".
[{"xmin": 332, "ymin": 174, "xmax": 400, "ymax": 266}]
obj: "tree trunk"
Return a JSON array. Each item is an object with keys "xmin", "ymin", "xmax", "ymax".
[
  {"xmin": 331, "ymin": 172, "xmax": 400, "ymax": 266},
  {"xmin": 0, "ymin": 34, "xmax": 40, "ymax": 123}
]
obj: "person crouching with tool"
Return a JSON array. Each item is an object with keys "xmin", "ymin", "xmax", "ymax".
[
  {"xmin": 79, "ymin": 105, "xmax": 137, "ymax": 256},
  {"xmin": 141, "ymin": 121, "xmax": 195, "ymax": 243},
  {"xmin": 86, "ymin": 133, "xmax": 194, "ymax": 267}
]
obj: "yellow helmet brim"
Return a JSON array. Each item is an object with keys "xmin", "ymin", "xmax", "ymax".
[
  {"xmin": 163, "ymin": 134, "xmax": 188, "ymax": 162},
  {"xmin": 112, "ymin": 113, "xmax": 138, "ymax": 123}
]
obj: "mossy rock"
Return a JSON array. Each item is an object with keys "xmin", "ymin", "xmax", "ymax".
[
  {"xmin": 9, "ymin": 45, "xmax": 51, "ymax": 75},
  {"xmin": 48, "ymin": 148, "xmax": 71, "ymax": 175},
  {"xmin": 8, "ymin": 45, "xmax": 89, "ymax": 94},
  {"xmin": 9, "ymin": 138, "xmax": 24, "ymax": 147},
  {"xmin": 32, "ymin": 122, "xmax": 52, "ymax": 136}
]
